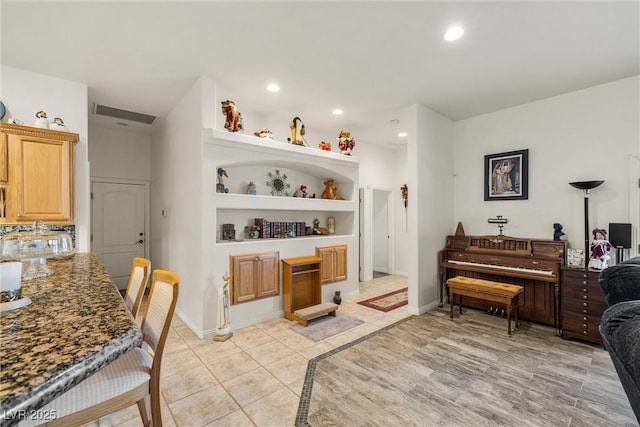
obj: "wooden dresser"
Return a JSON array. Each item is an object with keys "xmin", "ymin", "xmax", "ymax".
[{"xmin": 561, "ymin": 267, "xmax": 606, "ymax": 345}]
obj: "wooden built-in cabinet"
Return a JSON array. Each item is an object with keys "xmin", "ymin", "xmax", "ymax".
[
  {"xmin": 230, "ymin": 251, "xmax": 279, "ymax": 304},
  {"xmin": 0, "ymin": 124, "xmax": 78, "ymax": 224},
  {"xmin": 282, "ymin": 256, "xmax": 322, "ymax": 320},
  {"xmin": 561, "ymin": 268, "xmax": 606, "ymax": 345},
  {"xmin": 316, "ymin": 244, "xmax": 347, "ymax": 284}
]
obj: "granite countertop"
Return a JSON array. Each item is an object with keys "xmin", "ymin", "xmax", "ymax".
[{"xmin": 0, "ymin": 253, "xmax": 142, "ymax": 425}]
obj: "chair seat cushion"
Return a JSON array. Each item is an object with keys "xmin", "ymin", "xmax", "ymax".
[{"xmin": 20, "ymin": 348, "xmax": 152, "ymax": 426}]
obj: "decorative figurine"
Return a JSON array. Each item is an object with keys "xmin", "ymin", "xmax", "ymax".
[
  {"xmin": 253, "ymin": 128, "xmax": 274, "ymax": 139},
  {"xmin": 320, "ymin": 179, "xmax": 344, "ymax": 200},
  {"xmin": 288, "ymin": 116, "xmax": 307, "ymax": 146},
  {"xmin": 318, "ymin": 141, "xmax": 332, "ymax": 151},
  {"xmin": 327, "ymin": 217, "xmax": 335, "ymax": 234},
  {"xmin": 337, "ymin": 130, "xmax": 355, "ymax": 155},
  {"xmin": 34, "ymin": 111, "xmax": 49, "ymax": 129},
  {"xmin": 246, "ymin": 181, "xmax": 257, "ymax": 195},
  {"xmin": 216, "ymin": 167, "xmax": 229, "ymax": 193},
  {"xmin": 213, "ymin": 273, "xmax": 233, "ymax": 342},
  {"xmin": 293, "ymin": 185, "xmax": 308, "ymax": 198},
  {"xmin": 588, "ymin": 228, "xmax": 612, "ymax": 270},
  {"xmin": 312, "ymin": 218, "xmax": 329, "ymax": 235},
  {"xmin": 49, "ymin": 117, "xmax": 67, "ymax": 131},
  {"xmin": 221, "ymin": 100, "xmax": 243, "ymax": 132},
  {"xmin": 553, "ymin": 223, "xmax": 565, "ymax": 241}
]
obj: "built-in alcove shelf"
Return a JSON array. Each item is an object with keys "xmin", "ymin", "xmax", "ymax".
[
  {"xmin": 204, "ymin": 128, "xmax": 359, "ymax": 168},
  {"xmin": 215, "ymin": 193, "xmax": 357, "ymax": 211},
  {"xmin": 216, "ymin": 234, "xmax": 356, "ymax": 246}
]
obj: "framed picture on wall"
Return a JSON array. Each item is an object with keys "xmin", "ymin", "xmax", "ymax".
[{"xmin": 484, "ymin": 149, "xmax": 528, "ymax": 201}]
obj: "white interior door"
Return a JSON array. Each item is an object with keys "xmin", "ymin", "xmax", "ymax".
[{"xmin": 92, "ymin": 181, "xmax": 147, "ymax": 290}]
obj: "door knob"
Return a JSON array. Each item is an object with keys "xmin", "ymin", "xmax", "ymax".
[{"xmin": 136, "ymin": 239, "xmax": 144, "ymax": 244}]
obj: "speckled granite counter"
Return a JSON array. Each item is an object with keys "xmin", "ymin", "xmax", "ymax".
[{"xmin": 0, "ymin": 253, "xmax": 142, "ymax": 426}]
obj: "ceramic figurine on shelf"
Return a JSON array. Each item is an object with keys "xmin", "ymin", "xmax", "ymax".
[
  {"xmin": 318, "ymin": 141, "xmax": 332, "ymax": 151},
  {"xmin": 49, "ymin": 117, "xmax": 67, "ymax": 131},
  {"xmin": 246, "ymin": 181, "xmax": 257, "ymax": 195},
  {"xmin": 553, "ymin": 223, "xmax": 565, "ymax": 241},
  {"xmin": 216, "ymin": 168, "xmax": 229, "ymax": 193},
  {"xmin": 34, "ymin": 111, "xmax": 49, "ymax": 129},
  {"xmin": 253, "ymin": 128, "xmax": 274, "ymax": 139},
  {"xmin": 293, "ymin": 185, "xmax": 308, "ymax": 198},
  {"xmin": 320, "ymin": 179, "xmax": 344, "ymax": 200},
  {"xmin": 337, "ymin": 130, "xmax": 355, "ymax": 155},
  {"xmin": 288, "ymin": 116, "xmax": 307, "ymax": 146},
  {"xmin": 221, "ymin": 100, "xmax": 243, "ymax": 132},
  {"xmin": 327, "ymin": 217, "xmax": 335, "ymax": 234},
  {"xmin": 213, "ymin": 273, "xmax": 233, "ymax": 341},
  {"xmin": 588, "ymin": 228, "xmax": 612, "ymax": 270}
]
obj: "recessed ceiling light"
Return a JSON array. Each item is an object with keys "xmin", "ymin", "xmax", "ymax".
[
  {"xmin": 266, "ymin": 83, "xmax": 280, "ymax": 92},
  {"xmin": 398, "ymin": 132, "xmax": 408, "ymax": 137},
  {"xmin": 444, "ymin": 26, "xmax": 464, "ymax": 41},
  {"xmin": 332, "ymin": 109, "xmax": 343, "ymax": 115}
]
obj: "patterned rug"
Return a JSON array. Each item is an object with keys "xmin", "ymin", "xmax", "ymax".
[{"xmin": 357, "ymin": 287, "xmax": 408, "ymax": 312}]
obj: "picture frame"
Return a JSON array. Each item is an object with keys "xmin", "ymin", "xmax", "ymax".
[{"xmin": 484, "ymin": 149, "xmax": 528, "ymax": 201}]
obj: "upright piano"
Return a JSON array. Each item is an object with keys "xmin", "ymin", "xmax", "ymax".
[{"xmin": 439, "ymin": 234, "xmax": 565, "ymax": 332}]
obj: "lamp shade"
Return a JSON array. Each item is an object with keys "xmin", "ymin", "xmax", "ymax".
[{"xmin": 569, "ymin": 180, "xmax": 604, "ymax": 190}]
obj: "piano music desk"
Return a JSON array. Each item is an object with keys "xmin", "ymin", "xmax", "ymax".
[{"xmin": 446, "ymin": 276, "xmax": 524, "ymax": 336}]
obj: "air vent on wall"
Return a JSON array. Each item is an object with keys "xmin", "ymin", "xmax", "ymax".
[{"xmin": 93, "ymin": 104, "xmax": 157, "ymax": 125}]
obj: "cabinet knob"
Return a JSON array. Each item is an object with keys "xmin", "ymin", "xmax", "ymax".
[
  {"xmin": 583, "ymin": 323, "xmax": 588, "ymax": 328},
  {"xmin": 583, "ymin": 331, "xmax": 588, "ymax": 335},
  {"xmin": 254, "ymin": 257, "xmax": 260, "ymax": 262},
  {"xmin": 583, "ymin": 302, "xmax": 588, "ymax": 307},
  {"xmin": 582, "ymin": 281, "xmax": 588, "ymax": 285},
  {"xmin": 582, "ymin": 274, "xmax": 588, "ymax": 278},
  {"xmin": 582, "ymin": 309, "xmax": 588, "ymax": 314},
  {"xmin": 583, "ymin": 295, "xmax": 588, "ymax": 300},
  {"xmin": 583, "ymin": 316, "xmax": 588, "ymax": 321}
]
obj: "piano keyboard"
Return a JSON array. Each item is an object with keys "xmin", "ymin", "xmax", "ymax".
[{"xmin": 447, "ymin": 259, "xmax": 555, "ymax": 276}]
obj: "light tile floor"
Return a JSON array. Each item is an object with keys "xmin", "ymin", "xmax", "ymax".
[{"xmin": 92, "ymin": 275, "xmax": 409, "ymax": 427}]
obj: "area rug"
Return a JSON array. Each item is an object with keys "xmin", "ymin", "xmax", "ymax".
[
  {"xmin": 357, "ymin": 287, "xmax": 408, "ymax": 312},
  {"xmin": 292, "ymin": 314, "xmax": 364, "ymax": 342}
]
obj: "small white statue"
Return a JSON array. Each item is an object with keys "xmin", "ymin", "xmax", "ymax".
[
  {"xmin": 214, "ymin": 273, "xmax": 233, "ymax": 341},
  {"xmin": 327, "ymin": 217, "xmax": 335, "ymax": 234},
  {"xmin": 49, "ymin": 117, "xmax": 67, "ymax": 131}
]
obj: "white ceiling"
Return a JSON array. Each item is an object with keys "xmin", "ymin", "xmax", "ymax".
[{"xmin": 2, "ymin": 1, "xmax": 638, "ymax": 146}]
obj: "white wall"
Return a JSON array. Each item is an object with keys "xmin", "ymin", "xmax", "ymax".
[
  {"xmin": 408, "ymin": 105, "xmax": 455, "ymax": 313},
  {"xmin": 453, "ymin": 76, "xmax": 640, "ymax": 257},
  {"xmin": 88, "ymin": 126, "xmax": 151, "ymax": 181},
  {"xmin": 394, "ymin": 143, "xmax": 409, "ymax": 276},
  {"xmin": 0, "ymin": 65, "xmax": 91, "ymax": 251},
  {"xmin": 151, "ymin": 78, "xmax": 207, "ymax": 335}
]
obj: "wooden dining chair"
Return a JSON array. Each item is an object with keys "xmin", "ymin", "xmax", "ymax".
[
  {"xmin": 124, "ymin": 257, "xmax": 151, "ymax": 319},
  {"xmin": 35, "ymin": 270, "xmax": 179, "ymax": 427}
]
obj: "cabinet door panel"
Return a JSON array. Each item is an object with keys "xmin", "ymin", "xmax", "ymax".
[
  {"xmin": 256, "ymin": 253, "xmax": 279, "ymax": 298},
  {"xmin": 317, "ymin": 248, "xmax": 334, "ymax": 284},
  {"xmin": 334, "ymin": 245, "xmax": 348, "ymax": 281},
  {"xmin": 19, "ymin": 137, "xmax": 71, "ymax": 221},
  {"xmin": 233, "ymin": 256, "xmax": 258, "ymax": 303}
]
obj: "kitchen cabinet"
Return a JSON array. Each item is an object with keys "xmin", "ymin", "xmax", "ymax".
[
  {"xmin": 0, "ymin": 124, "xmax": 78, "ymax": 224},
  {"xmin": 282, "ymin": 256, "xmax": 322, "ymax": 320},
  {"xmin": 561, "ymin": 267, "xmax": 606, "ymax": 345},
  {"xmin": 316, "ymin": 244, "xmax": 347, "ymax": 284},
  {"xmin": 230, "ymin": 251, "xmax": 279, "ymax": 304}
]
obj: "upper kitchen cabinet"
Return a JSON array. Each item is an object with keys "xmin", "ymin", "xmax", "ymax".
[{"xmin": 0, "ymin": 124, "xmax": 78, "ymax": 224}]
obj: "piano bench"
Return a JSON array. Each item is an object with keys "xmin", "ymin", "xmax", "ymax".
[{"xmin": 446, "ymin": 276, "xmax": 524, "ymax": 336}]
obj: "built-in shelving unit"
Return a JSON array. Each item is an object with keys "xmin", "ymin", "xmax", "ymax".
[{"xmin": 202, "ymin": 128, "xmax": 360, "ymax": 329}]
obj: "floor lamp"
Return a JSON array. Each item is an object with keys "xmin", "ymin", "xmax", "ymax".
[{"xmin": 569, "ymin": 180, "xmax": 604, "ymax": 267}]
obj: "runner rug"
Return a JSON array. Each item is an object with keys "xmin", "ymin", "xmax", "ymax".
[{"xmin": 357, "ymin": 287, "xmax": 408, "ymax": 312}]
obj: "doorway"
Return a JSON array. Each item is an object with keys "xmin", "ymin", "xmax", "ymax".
[
  {"xmin": 91, "ymin": 179, "xmax": 150, "ymax": 290},
  {"xmin": 359, "ymin": 186, "xmax": 394, "ymax": 282}
]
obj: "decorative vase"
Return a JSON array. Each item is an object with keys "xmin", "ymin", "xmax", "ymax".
[{"xmin": 333, "ymin": 290, "xmax": 342, "ymax": 305}]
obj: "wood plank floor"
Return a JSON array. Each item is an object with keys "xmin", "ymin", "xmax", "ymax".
[{"xmin": 302, "ymin": 307, "xmax": 638, "ymax": 427}]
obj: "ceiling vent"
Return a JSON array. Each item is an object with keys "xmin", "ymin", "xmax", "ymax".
[{"xmin": 93, "ymin": 104, "xmax": 157, "ymax": 125}]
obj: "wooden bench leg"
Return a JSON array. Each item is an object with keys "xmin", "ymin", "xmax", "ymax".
[
  {"xmin": 450, "ymin": 292, "xmax": 455, "ymax": 320},
  {"xmin": 459, "ymin": 295, "xmax": 463, "ymax": 316},
  {"xmin": 514, "ymin": 298, "xmax": 520, "ymax": 331},
  {"xmin": 328, "ymin": 310, "xmax": 336, "ymax": 317},
  {"xmin": 507, "ymin": 303, "xmax": 513, "ymax": 336}
]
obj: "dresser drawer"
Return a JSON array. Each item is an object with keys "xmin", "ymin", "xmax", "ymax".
[{"xmin": 562, "ymin": 298, "xmax": 608, "ymax": 316}]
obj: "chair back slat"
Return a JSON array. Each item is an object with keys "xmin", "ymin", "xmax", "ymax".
[{"xmin": 124, "ymin": 257, "xmax": 150, "ymax": 319}]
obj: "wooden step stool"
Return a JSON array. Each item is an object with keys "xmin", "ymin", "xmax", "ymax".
[
  {"xmin": 446, "ymin": 276, "xmax": 523, "ymax": 336},
  {"xmin": 293, "ymin": 302, "xmax": 338, "ymax": 326}
]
